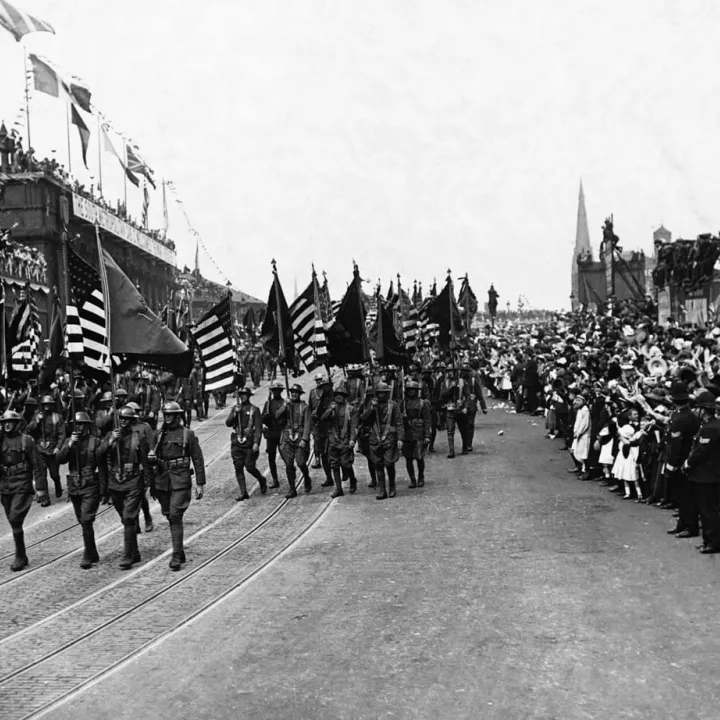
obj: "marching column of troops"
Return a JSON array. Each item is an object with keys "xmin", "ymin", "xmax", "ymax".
[{"xmin": 0, "ymin": 360, "xmax": 488, "ymax": 573}]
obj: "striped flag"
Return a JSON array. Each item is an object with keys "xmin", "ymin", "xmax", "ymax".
[
  {"xmin": 8, "ymin": 286, "xmax": 41, "ymax": 377},
  {"xmin": 66, "ymin": 246, "xmax": 110, "ymax": 378},
  {"xmin": 191, "ymin": 295, "xmax": 235, "ymax": 391},
  {"xmin": 289, "ymin": 273, "xmax": 327, "ymax": 371},
  {"xmin": 0, "ymin": 0, "xmax": 55, "ymax": 42}
]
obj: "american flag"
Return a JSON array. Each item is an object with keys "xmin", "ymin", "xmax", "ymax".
[
  {"xmin": 289, "ymin": 274, "xmax": 327, "ymax": 371},
  {"xmin": 0, "ymin": 0, "xmax": 54, "ymax": 42},
  {"xmin": 191, "ymin": 295, "xmax": 235, "ymax": 391},
  {"xmin": 418, "ymin": 299, "xmax": 439, "ymax": 345},
  {"xmin": 67, "ymin": 246, "xmax": 111, "ymax": 378},
  {"xmin": 9, "ymin": 286, "xmax": 41, "ymax": 376}
]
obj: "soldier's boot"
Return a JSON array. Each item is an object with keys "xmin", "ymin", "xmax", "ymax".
[
  {"xmin": 10, "ymin": 528, "xmax": 28, "ymax": 572},
  {"xmin": 285, "ymin": 468, "xmax": 298, "ymax": 499},
  {"xmin": 53, "ymin": 478, "xmax": 63, "ymax": 498},
  {"xmin": 388, "ymin": 465, "xmax": 397, "ymax": 498},
  {"xmin": 142, "ymin": 495, "xmax": 153, "ymax": 532},
  {"xmin": 406, "ymin": 459, "xmax": 417, "ymax": 488},
  {"xmin": 80, "ymin": 524, "xmax": 97, "ymax": 569},
  {"xmin": 268, "ymin": 453, "xmax": 280, "ymax": 489},
  {"xmin": 368, "ymin": 462, "xmax": 378, "ymax": 488},
  {"xmin": 235, "ymin": 473, "xmax": 250, "ymax": 502},
  {"xmin": 131, "ymin": 529, "xmax": 141, "ymax": 564},
  {"xmin": 447, "ymin": 431, "xmax": 455, "ymax": 459},
  {"xmin": 429, "ymin": 427, "xmax": 437, "ymax": 453},
  {"xmin": 249, "ymin": 467, "xmax": 267, "ymax": 494},
  {"xmin": 119, "ymin": 523, "xmax": 136, "ymax": 569},
  {"xmin": 330, "ymin": 467, "xmax": 344, "ymax": 498},
  {"xmin": 348, "ymin": 467, "xmax": 357, "ymax": 494},
  {"xmin": 311, "ymin": 442, "xmax": 322, "ymax": 469},
  {"xmin": 301, "ymin": 466, "xmax": 312, "ymax": 494},
  {"xmin": 169, "ymin": 520, "xmax": 184, "ymax": 571},
  {"xmin": 135, "ymin": 518, "xmax": 142, "ymax": 535},
  {"xmin": 320, "ymin": 453, "xmax": 334, "ymax": 487},
  {"xmin": 375, "ymin": 467, "xmax": 388, "ymax": 500},
  {"xmin": 417, "ymin": 459, "xmax": 426, "ymax": 487}
]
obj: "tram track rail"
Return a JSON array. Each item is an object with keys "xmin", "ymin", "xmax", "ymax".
[{"xmin": 0, "ymin": 483, "xmax": 332, "ymax": 720}]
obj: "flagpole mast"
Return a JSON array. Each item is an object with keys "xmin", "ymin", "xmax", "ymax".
[
  {"xmin": 94, "ymin": 225, "xmax": 121, "ymax": 470},
  {"xmin": 22, "ymin": 44, "xmax": 32, "ymax": 151},
  {"xmin": 65, "ymin": 101, "xmax": 72, "ymax": 174},
  {"xmin": 464, "ymin": 274, "xmax": 470, "ymax": 335},
  {"xmin": 122, "ymin": 144, "xmax": 128, "ymax": 212},
  {"xmin": 96, "ymin": 115, "xmax": 103, "ymax": 197},
  {"xmin": 354, "ymin": 261, "xmax": 368, "ymax": 364},
  {"xmin": 271, "ymin": 259, "xmax": 290, "ymax": 393},
  {"xmin": 448, "ymin": 268, "xmax": 457, "ymax": 371}
]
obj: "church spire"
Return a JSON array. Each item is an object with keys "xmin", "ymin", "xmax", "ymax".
[{"xmin": 571, "ymin": 179, "xmax": 591, "ymax": 309}]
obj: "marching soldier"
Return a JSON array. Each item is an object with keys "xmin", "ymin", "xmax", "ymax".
[
  {"xmin": 441, "ymin": 370, "xmax": 463, "ymax": 459},
  {"xmin": 226, "ymin": 387, "xmax": 267, "ymax": 501},
  {"xmin": 27, "ymin": 395, "xmax": 66, "ymax": 502},
  {"xmin": 133, "ymin": 373, "xmax": 162, "ymax": 430},
  {"xmin": 429, "ymin": 363, "xmax": 447, "ymax": 452},
  {"xmin": 460, "ymin": 364, "xmax": 488, "ymax": 454},
  {"xmin": 308, "ymin": 373, "xmax": 333, "ymax": 486},
  {"xmin": 147, "ymin": 402, "xmax": 206, "ymax": 570},
  {"xmin": 346, "ymin": 365, "xmax": 366, "ymax": 409},
  {"xmin": 100, "ymin": 405, "xmax": 152, "ymax": 569},
  {"xmin": 95, "ymin": 388, "xmax": 129, "ymax": 436},
  {"xmin": 322, "ymin": 383, "xmax": 359, "ymax": 498},
  {"xmin": 277, "ymin": 383, "xmax": 312, "ymax": 498},
  {"xmin": 19, "ymin": 397, "xmax": 37, "ymax": 434},
  {"xmin": 125, "ymin": 401, "xmax": 155, "ymax": 532},
  {"xmin": 357, "ymin": 385, "xmax": 379, "ymax": 489},
  {"xmin": 57, "ymin": 412, "xmax": 103, "ymax": 569},
  {"xmin": 402, "ymin": 380, "xmax": 431, "ymax": 488},
  {"xmin": 0, "ymin": 410, "xmax": 45, "ymax": 571},
  {"xmin": 261, "ymin": 380, "xmax": 286, "ymax": 490},
  {"xmin": 361, "ymin": 382, "xmax": 404, "ymax": 500}
]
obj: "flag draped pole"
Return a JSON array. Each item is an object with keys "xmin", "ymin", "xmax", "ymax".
[
  {"xmin": 65, "ymin": 101, "xmax": 72, "ymax": 173},
  {"xmin": 94, "ymin": 225, "xmax": 121, "ymax": 469},
  {"xmin": 22, "ymin": 44, "xmax": 32, "ymax": 150},
  {"xmin": 96, "ymin": 115, "xmax": 103, "ymax": 196},
  {"xmin": 271, "ymin": 259, "xmax": 290, "ymax": 393}
]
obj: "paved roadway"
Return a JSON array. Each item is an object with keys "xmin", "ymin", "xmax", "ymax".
[{"xmin": 3, "ymin": 397, "xmax": 720, "ymax": 720}]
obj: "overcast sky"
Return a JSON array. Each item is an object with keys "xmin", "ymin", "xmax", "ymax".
[{"xmin": 2, "ymin": 0, "xmax": 720, "ymax": 310}]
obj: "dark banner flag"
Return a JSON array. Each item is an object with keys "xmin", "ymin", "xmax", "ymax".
[
  {"xmin": 260, "ymin": 267, "xmax": 295, "ymax": 368},
  {"xmin": 327, "ymin": 263, "xmax": 369, "ymax": 367}
]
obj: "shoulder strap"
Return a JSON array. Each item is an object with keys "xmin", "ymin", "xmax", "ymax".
[
  {"xmin": 21, "ymin": 433, "xmax": 27, "ymax": 455},
  {"xmin": 182, "ymin": 428, "xmax": 190, "ymax": 456}
]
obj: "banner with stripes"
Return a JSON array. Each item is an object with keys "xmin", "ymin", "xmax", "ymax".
[
  {"xmin": 191, "ymin": 295, "xmax": 235, "ymax": 391},
  {"xmin": 0, "ymin": 0, "xmax": 55, "ymax": 42},
  {"xmin": 67, "ymin": 246, "xmax": 111, "ymax": 378},
  {"xmin": 8, "ymin": 286, "xmax": 41, "ymax": 377},
  {"xmin": 288, "ymin": 274, "xmax": 327, "ymax": 371}
]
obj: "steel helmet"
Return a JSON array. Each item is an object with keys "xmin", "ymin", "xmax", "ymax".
[
  {"xmin": 125, "ymin": 401, "xmax": 141, "ymax": 412},
  {"xmin": 289, "ymin": 384, "xmax": 304, "ymax": 394},
  {"xmin": 162, "ymin": 401, "xmax": 183, "ymax": 415},
  {"xmin": 119, "ymin": 406, "xmax": 138, "ymax": 420},
  {"xmin": 100, "ymin": 391, "xmax": 113, "ymax": 403},
  {"xmin": 74, "ymin": 411, "xmax": 92, "ymax": 424},
  {"xmin": 270, "ymin": 380, "xmax": 285, "ymax": 391},
  {"xmin": 24, "ymin": 397, "xmax": 38, "ymax": 407},
  {"xmin": 0, "ymin": 410, "xmax": 22, "ymax": 422},
  {"xmin": 405, "ymin": 380, "xmax": 420, "ymax": 391},
  {"xmin": 40, "ymin": 395, "xmax": 55, "ymax": 406},
  {"xmin": 313, "ymin": 373, "xmax": 325, "ymax": 383},
  {"xmin": 333, "ymin": 383, "xmax": 348, "ymax": 396},
  {"xmin": 237, "ymin": 387, "xmax": 253, "ymax": 397},
  {"xmin": 375, "ymin": 382, "xmax": 392, "ymax": 394},
  {"xmin": 115, "ymin": 388, "xmax": 128, "ymax": 399}
]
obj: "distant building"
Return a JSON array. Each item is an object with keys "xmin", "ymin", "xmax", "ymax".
[{"xmin": 570, "ymin": 180, "xmax": 591, "ymax": 310}]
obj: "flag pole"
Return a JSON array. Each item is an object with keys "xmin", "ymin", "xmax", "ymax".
[
  {"xmin": 65, "ymin": 101, "xmax": 72, "ymax": 174},
  {"xmin": 96, "ymin": 116, "xmax": 103, "ymax": 197},
  {"xmin": 271, "ymin": 259, "xmax": 290, "ymax": 393},
  {"xmin": 463, "ymin": 274, "xmax": 470, "ymax": 335},
  {"xmin": 94, "ymin": 225, "xmax": 121, "ymax": 469},
  {"xmin": 22, "ymin": 44, "xmax": 32, "ymax": 151},
  {"xmin": 122, "ymin": 144, "xmax": 128, "ymax": 212}
]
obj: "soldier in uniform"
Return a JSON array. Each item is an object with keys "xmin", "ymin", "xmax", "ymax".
[
  {"xmin": 441, "ymin": 370, "xmax": 463, "ymax": 459},
  {"xmin": 147, "ymin": 401, "xmax": 206, "ymax": 570},
  {"xmin": 99, "ymin": 405, "xmax": 152, "ymax": 569},
  {"xmin": 429, "ymin": 363, "xmax": 447, "ymax": 452},
  {"xmin": 19, "ymin": 396, "xmax": 38, "ymax": 434},
  {"xmin": 94, "ymin": 390, "xmax": 114, "ymax": 435},
  {"xmin": 459, "ymin": 364, "xmax": 488, "ymax": 453},
  {"xmin": 402, "ymin": 380, "xmax": 431, "ymax": 488},
  {"xmin": 261, "ymin": 380, "xmax": 286, "ymax": 490},
  {"xmin": 357, "ymin": 385, "xmax": 379, "ymax": 489},
  {"xmin": 57, "ymin": 412, "xmax": 102, "ymax": 569},
  {"xmin": 226, "ymin": 387, "xmax": 267, "ymax": 501},
  {"xmin": 346, "ymin": 365, "xmax": 366, "ymax": 409},
  {"xmin": 322, "ymin": 383, "xmax": 359, "ymax": 498},
  {"xmin": 0, "ymin": 410, "xmax": 45, "ymax": 571},
  {"xmin": 308, "ymin": 374, "xmax": 333, "ymax": 485},
  {"xmin": 132, "ymin": 373, "xmax": 162, "ymax": 430},
  {"xmin": 277, "ymin": 383, "xmax": 312, "ymax": 498},
  {"xmin": 683, "ymin": 391, "xmax": 720, "ymax": 553},
  {"xmin": 125, "ymin": 401, "xmax": 155, "ymax": 532},
  {"xmin": 665, "ymin": 381, "xmax": 702, "ymax": 538},
  {"xmin": 27, "ymin": 394, "xmax": 66, "ymax": 502},
  {"xmin": 361, "ymin": 382, "xmax": 404, "ymax": 500}
]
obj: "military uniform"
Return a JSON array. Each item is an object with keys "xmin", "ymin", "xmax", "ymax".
[
  {"xmin": 360, "ymin": 385, "xmax": 404, "ymax": 499},
  {"xmin": 152, "ymin": 422, "xmax": 206, "ymax": 568},
  {"xmin": 685, "ymin": 413, "xmax": 720, "ymax": 552},
  {"xmin": 322, "ymin": 385, "xmax": 359, "ymax": 497},
  {"xmin": 261, "ymin": 384, "xmax": 286, "ymax": 489},
  {"xmin": 99, "ymin": 420, "xmax": 152, "ymax": 568},
  {"xmin": 0, "ymin": 426, "xmax": 44, "ymax": 570},
  {"xmin": 277, "ymin": 386, "xmax": 312, "ymax": 497},
  {"xmin": 57, "ymin": 422, "xmax": 103, "ymax": 568},
  {"xmin": 459, "ymin": 369, "xmax": 487, "ymax": 453},
  {"xmin": 308, "ymin": 380, "xmax": 333, "ymax": 484},
  {"xmin": 440, "ymin": 375, "xmax": 463, "ymax": 459},
  {"xmin": 226, "ymin": 391, "xmax": 267, "ymax": 500},
  {"xmin": 26, "ymin": 403, "xmax": 66, "ymax": 500},
  {"xmin": 402, "ymin": 384, "xmax": 431, "ymax": 487}
]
